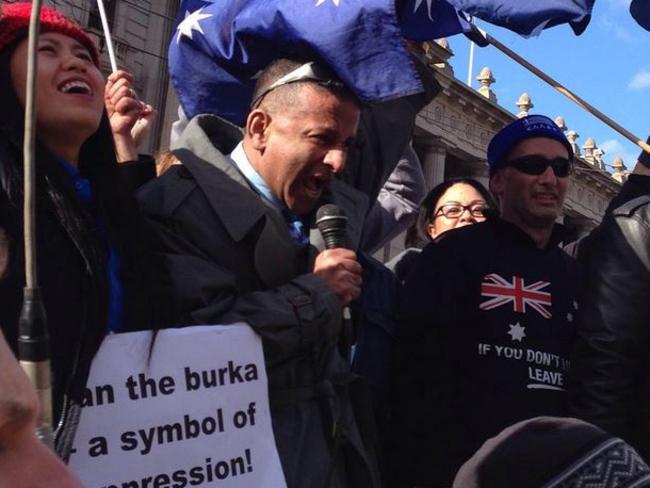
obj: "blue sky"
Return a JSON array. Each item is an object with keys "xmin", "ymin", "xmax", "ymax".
[{"xmin": 445, "ymin": 0, "xmax": 649, "ymax": 171}]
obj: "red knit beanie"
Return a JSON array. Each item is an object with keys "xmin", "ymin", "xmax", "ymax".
[{"xmin": 0, "ymin": 3, "xmax": 100, "ymax": 66}]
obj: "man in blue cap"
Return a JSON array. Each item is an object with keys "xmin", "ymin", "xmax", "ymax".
[
  {"xmin": 487, "ymin": 114, "xmax": 574, "ymax": 248},
  {"xmin": 389, "ymin": 114, "xmax": 581, "ymax": 487}
]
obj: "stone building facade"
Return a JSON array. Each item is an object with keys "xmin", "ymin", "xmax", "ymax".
[{"xmin": 377, "ymin": 39, "xmax": 623, "ymax": 261}]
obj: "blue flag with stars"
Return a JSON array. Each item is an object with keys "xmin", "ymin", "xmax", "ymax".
[
  {"xmin": 397, "ymin": 0, "xmax": 482, "ymax": 43},
  {"xmin": 444, "ymin": 0, "xmax": 595, "ymax": 36},
  {"xmin": 170, "ymin": 0, "xmax": 429, "ymax": 126},
  {"xmin": 397, "ymin": 0, "xmax": 594, "ymax": 40},
  {"xmin": 631, "ymin": 0, "xmax": 650, "ymax": 32},
  {"xmin": 169, "ymin": 0, "xmax": 595, "ymax": 126}
]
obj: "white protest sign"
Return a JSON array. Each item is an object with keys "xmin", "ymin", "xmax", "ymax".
[{"xmin": 68, "ymin": 325, "xmax": 287, "ymax": 488}]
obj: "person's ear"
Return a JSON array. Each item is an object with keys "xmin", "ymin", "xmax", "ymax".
[
  {"xmin": 427, "ymin": 223, "xmax": 437, "ymax": 240},
  {"xmin": 489, "ymin": 171, "xmax": 504, "ymax": 197},
  {"xmin": 245, "ymin": 109, "xmax": 271, "ymax": 151}
]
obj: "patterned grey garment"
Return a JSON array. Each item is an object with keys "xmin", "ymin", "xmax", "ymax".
[{"xmin": 545, "ymin": 438, "xmax": 650, "ymax": 488}]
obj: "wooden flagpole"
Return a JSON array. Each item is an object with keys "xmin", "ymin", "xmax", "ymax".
[
  {"xmin": 475, "ymin": 26, "xmax": 650, "ymax": 155},
  {"xmin": 97, "ymin": 0, "xmax": 118, "ymax": 72}
]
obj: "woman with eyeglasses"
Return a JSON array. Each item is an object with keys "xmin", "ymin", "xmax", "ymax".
[
  {"xmin": 421, "ymin": 178, "xmax": 495, "ymax": 240},
  {"xmin": 0, "ymin": 3, "xmax": 161, "ymax": 459},
  {"xmin": 388, "ymin": 177, "xmax": 496, "ymax": 282}
]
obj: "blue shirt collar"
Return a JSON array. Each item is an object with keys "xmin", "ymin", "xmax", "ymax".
[
  {"xmin": 226, "ymin": 142, "xmax": 308, "ymax": 246},
  {"xmin": 55, "ymin": 157, "xmax": 93, "ymax": 205},
  {"xmin": 56, "ymin": 156, "xmax": 79, "ymax": 178},
  {"xmin": 227, "ymin": 142, "xmax": 284, "ymax": 211}
]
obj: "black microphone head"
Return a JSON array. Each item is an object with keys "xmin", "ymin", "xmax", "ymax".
[{"xmin": 316, "ymin": 204, "xmax": 348, "ymax": 249}]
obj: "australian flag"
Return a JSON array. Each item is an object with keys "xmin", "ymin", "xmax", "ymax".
[
  {"xmin": 169, "ymin": 0, "xmax": 595, "ymax": 125},
  {"xmin": 170, "ymin": 0, "xmax": 425, "ymax": 126},
  {"xmin": 446, "ymin": 0, "xmax": 595, "ymax": 36}
]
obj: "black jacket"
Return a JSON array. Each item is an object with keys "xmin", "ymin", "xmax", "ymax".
[
  {"xmin": 569, "ymin": 175, "xmax": 650, "ymax": 460},
  {"xmin": 389, "ymin": 217, "xmax": 581, "ymax": 487},
  {"xmin": 137, "ymin": 115, "xmax": 380, "ymax": 488},
  {"xmin": 0, "ymin": 136, "xmax": 157, "ymax": 459}
]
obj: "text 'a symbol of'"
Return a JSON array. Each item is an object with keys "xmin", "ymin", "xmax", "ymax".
[
  {"xmin": 176, "ymin": 8, "xmax": 213, "ymax": 44},
  {"xmin": 508, "ymin": 323, "xmax": 526, "ymax": 342}
]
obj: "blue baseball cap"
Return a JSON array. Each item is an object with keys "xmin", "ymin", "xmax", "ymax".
[{"xmin": 487, "ymin": 115, "xmax": 574, "ymax": 177}]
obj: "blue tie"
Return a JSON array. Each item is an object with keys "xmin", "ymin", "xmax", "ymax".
[{"xmin": 282, "ymin": 209, "xmax": 309, "ymax": 246}]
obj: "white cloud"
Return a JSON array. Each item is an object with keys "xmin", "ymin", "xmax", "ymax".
[
  {"xmin": 606, "ymin": 0, "xmax": 629, "ymax": 9},
  {"xmin": 598, "ymin": 17, "xmax": 636, "ymax": 43},
  {"xmin": 599, "ymin": 139, "xmax": 639, "ymax": 169},
  {"xmin": 628, "ymin": 70, "xmax": 650, "ymax": 90},
  {"xmin": 600, "ymin": 139, "xmax": 625, "ymax": 154}
]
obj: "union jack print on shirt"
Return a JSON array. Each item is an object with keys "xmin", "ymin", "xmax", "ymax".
[{"xmin": 480, "ymin": 273, "xmax": 553, "ymax": 319}]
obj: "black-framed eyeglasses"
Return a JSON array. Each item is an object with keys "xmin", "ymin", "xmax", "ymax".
[
  {"xmin": 434, "ymin": 203, "xmax": 488, "ymax": 219},
  {"xmin": 505, "ymin": 155, "xmax": 573, "ymax": 178}
]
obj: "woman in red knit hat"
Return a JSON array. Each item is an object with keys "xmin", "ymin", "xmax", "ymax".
[{"xmin": 0, "ymin": 3, "xmax": 162, "ymax": 460}]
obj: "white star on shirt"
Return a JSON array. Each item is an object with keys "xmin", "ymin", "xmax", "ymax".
[
  {"xmin": 316, "ymin": 0, "xmax": 341, "ymax": 6},
  {"xmin": 507, "ymin": 323, "xmax": 526, "ymax": 342},
  {"xmin": 567, "ymin": 312, "xmax": 574, "ymax": 323},
  {"xmin": 176, "ymin": 8, "xmax": 213, "ymax": 44},
  {"xmin": 413, "ymin": 0, "xmax": 435, "ymax": 21}
]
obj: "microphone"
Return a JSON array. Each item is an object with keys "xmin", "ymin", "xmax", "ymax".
[
  {"xmin": 316, "ymin": 204, "xmax": 354, "ymax": 360},
  {"xmin": 316, "ymin": 204, "xmax": 348, "ymax": 249},
  {"xmin": 18, "ymin": 288, "xmax": 54, "ymax": 448}
]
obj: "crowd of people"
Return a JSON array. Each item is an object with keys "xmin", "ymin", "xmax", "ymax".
[{"xmin": 1, "ymin": 3, "xmax": 650, "ymax": 487}]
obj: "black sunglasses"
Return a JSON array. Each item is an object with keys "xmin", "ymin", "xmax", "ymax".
[{"xmin": 504, "ymin": 155, "xmax": 573, "ymax": 177}]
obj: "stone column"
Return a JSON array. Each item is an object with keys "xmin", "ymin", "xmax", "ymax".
[
  {"xmin": 469, "ymin": 164, "xmax": 489, "ymax": 191},
  {"xmin": 421, "ymin": 144, "xmax": 447, "ymax": 189}
]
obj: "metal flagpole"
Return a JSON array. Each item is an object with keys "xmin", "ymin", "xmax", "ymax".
[
  {"xmin": 19, "ymin": 0, "xmax": 54, "ymax": 449},
  {"xmin": 466, "ymin": 17, "xmax": 476, "ymax": 87},
  {"xmin": 97, "ymin": 0, "xmax": 118, "ymax": 72},
  {"xmin": 474, "ymin": 26, "xmax": 650, "ymax": 155}
]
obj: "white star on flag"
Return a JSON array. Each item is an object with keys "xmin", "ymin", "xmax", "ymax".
[
  {"xmin": 413, "ymin": 0, "xmax": 435, "ymax": 21},
  {"xmin": 176, "ymin": 8, "xmax": 213, "ymax": 44},
  {"xmin": 507, "ymin": 323, "xmax": 526, "ymax": 342},
  {"xmin": 567, "ymin": 312, "xmax": 574, "ymax": 323},
  {"xmin": 316, "ymin": 0, "xmax": 341, "ymax": 6}
]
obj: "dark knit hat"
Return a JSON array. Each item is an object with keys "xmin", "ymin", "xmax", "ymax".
[
  {"xmin": 487, "ymin": 115, "xmax": 574, "ymax": 177},
  {"xmin": 0, "ymin": 3, "xmax": 100, "ymax": 66},
  {"xmin": 453, "ymin": 417, "xmax": 650, "ymax": 488}
]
